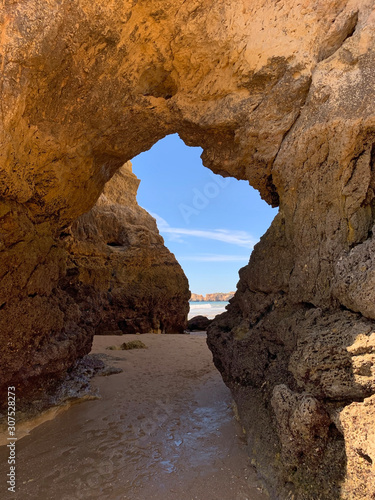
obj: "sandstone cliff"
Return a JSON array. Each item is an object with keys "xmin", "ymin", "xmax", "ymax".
[
  {"xmin": 190, "ymin": 294, "xmax": 204, "ymax": 302},
  {"xmin": 190, "ymin": 292, "xmax": 235, "ymax": 302},
  {"xmin": 1, "ymin": 1, "xmax": 375, "ymax": 498},
  {"xmin": 66, "ymin": 163, "xmax": 190, "ymax": 335}
]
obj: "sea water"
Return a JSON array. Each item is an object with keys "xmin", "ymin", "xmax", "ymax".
[{"xmin": 188, "ymin": 301, "xmax": 229, "ymax": 320}]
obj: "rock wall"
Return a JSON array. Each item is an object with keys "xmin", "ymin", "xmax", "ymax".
[
  {"xmin": 206, "ymin": 2, "xmax": 375, "ymax": 497},
  {"xmin": 67, "ymin": 162, "xmax": 190, "ymax": 335},
  {"xmin": 1, "ymin": 0, "xmax": 375, "ymax": 498}
]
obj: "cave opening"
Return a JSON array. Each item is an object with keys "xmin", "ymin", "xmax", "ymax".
[{"xmin": 131, "ymin": 133, "xmax": 277, "ymax": 321}]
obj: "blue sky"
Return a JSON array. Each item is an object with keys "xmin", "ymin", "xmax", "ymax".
[{"xmin": 132, "ymin": 134, "xmax": 277, "ymax": 295}]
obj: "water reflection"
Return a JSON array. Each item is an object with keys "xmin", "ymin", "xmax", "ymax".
[{"xmin": 0, "ymin": 334, "xmax": 267, "ymax": 500}]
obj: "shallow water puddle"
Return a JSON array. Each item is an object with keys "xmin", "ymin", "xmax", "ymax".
[{"xmin": 0, "ymin": 334, "xmax": 268, "ymax": 500}]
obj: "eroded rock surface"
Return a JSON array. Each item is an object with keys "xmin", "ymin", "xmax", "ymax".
[
  {"xmin": 67, "ymin": 162, "xmax": 190, "ymax": 335},
  {"xmin": 1, "ymin": 0, "xmax": 375, "ymax": 498},
  {"xmin": 206, "ymin": 1, "xmax": 375, "ymax": 496}
]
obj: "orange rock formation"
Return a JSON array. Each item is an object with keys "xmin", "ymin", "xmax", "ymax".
[{"xmin": 1, "ymin": 1, "xmax": 375, "ymax": 497}]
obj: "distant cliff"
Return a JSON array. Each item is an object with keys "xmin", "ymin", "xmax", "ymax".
[{"xmin": 190, "ymin": 292, "xmax": 235, "ymax": 302}]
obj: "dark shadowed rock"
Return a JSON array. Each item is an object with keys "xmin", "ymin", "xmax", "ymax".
[{"xmin": 187, "ymin": 316, "xmax": 213, "ymax": 331}]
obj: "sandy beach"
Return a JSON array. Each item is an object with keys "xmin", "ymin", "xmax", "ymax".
[{"xmin": 0, "ymin": 333, "xmax": 268, "ymax": 500}]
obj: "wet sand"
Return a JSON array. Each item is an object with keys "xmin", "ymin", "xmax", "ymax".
[{"xmin": 0, "ymin": 333, "xmax": 268, "ymax": 500}]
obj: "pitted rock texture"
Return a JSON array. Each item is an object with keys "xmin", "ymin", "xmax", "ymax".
[
  {"xmin": 1, "ymin": 1, "xmax": 375, "ymax": 498},
  {"xmin": 339, "ymin": 395, "xmax": 375, "ymax": 498},
  {"xmin": 271, "ymin": 385, "xmax": 332, "ymax": 471},
  {"xmin": 67, "ymin": 163, "xmax": 190, "ymax": 335},
  {"xmin": 206, "ymin": 0, "xmax": 375, "ymax": 494}
]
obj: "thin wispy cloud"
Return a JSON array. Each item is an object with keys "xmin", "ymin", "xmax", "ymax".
[
  {"xmin": 149, "ymin": 212, "xmax": 257, "ymax": 249},
  {"xmin": 179, "ymin": 254, "xmax": 250, "ymax": 262}
]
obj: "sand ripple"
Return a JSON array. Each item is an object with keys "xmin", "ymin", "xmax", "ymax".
[{"xmin": 0, "ymin": 334, "xmax": 267, "ymax": 500}]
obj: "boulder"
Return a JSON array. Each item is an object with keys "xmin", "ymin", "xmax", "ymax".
[{"xmin": 187, "ymin": 316, "xmax": 212, "ymax": 331}]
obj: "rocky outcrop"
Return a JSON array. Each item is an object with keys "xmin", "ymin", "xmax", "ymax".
[
  {"xmin": 190, "ymin": 292, "xmax": 235, "ymax": 302},
  {"xmin": 66, "ymin": 163, "xmax": 190, "ymax": 335},
  {"xmin": 190, "ymin": 294, "xmax": 204, "ymax": 302},
  {"xmin": 0, "ymin": 161, "xmax": 189, "ymax": 403},
  {"xmin": 205, "ymin": 292, "xmax": 235, "ymax": 302},
  {"xmin": 1, "ymin": 1, "xmax": 375, "ymax": 498},
  {"xmin": 206, "ymin": 2, "xmax": 375, "ymax": 498}
]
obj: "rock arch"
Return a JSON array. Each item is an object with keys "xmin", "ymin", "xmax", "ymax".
[{"xmin": 1, "ymin": 0, "xmax": 375, "ymax": 497}]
